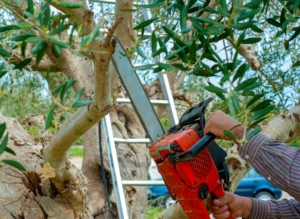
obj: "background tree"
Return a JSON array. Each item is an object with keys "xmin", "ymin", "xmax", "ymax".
[{"xmin": 0, "ymin": 0, "xmax": 300, "ymax": 218}]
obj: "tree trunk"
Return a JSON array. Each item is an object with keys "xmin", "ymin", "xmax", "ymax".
[{"xmin": 0, "ymin": 114, "xmax": 76, "ymax": 218}]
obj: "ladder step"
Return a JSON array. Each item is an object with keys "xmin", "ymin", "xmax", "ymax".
[
  {"xmin": 122, "ymin": 180, "xmax": 165, "ymax": 186},
  {"xmin": 114, "ymin": 138, "xmax": 150, "ymax": 144},
  {"xmin": 116, "ymin": 98, "xmax": 169, "ymax": 105}
]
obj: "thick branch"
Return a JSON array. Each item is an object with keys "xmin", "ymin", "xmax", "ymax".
[
  {"xmin": 114, "ymin": 0, "xmax": 136, "ymax": 57},
  {"xmin": 42, "ymin": 76, "xmax": 113, "ymax": 216},
  {"xmin": 261, "ymin": 103, "xmax": 300, "ymax": 141},
  {"xmin": 43, "ymin": 17, "xmax": 120, "ymax": 173},
  {"xmin": 172, "ymin": 91, "xmax": 193, "ymax": 107}
]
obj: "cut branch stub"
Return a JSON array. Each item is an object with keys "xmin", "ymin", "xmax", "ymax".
[
  {"xmin": 78, "ymin": 10, "xmax": 95, "ymax": 36},
  {"xmin": 50, "ymin": 1, "xmax": 96, "ymax": 37}
]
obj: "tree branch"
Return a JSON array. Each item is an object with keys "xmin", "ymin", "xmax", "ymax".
[
  {"xmin": 174, "ymin": 71, "xmax": 188, "ymax": 90},
  {"xmin": 7, "ymin": 49, "xmax": 60, "ymax": 72},
  {"xmin": 42, "ymin": 14, "xmax": 122, "ymax": 176},
  {"xmin": 225, "ymin": 21, "xmax": 269, "ymax": 71},
  {"xmin": 172, "ymin": 91, "xmax": 193, "ymax": 107},
  {"xmin": 202, "ymin": 0, "xmax": 218, "ymax": 18},
  {"xmin": 226, "ymin": 36, "xmax": 261, "ymax": 70}
]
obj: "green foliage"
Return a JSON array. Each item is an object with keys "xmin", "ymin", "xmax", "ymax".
[
  {"xmin": 0, "ymin": 45, "xmax": 10, "ymax": 57},
  {"xmin": 72, "ymin": 87, "xmax": 93, "ymax": 108},
  {"xmin": 0, "ymin": 63, "xmax": 51, "ymax": 118},
  {"xmin": 133, "ymin": 18, "xmax": 157, "ymax": 30},
  {"xmin": 223, "ymin": 129, "xmax": 239, "ymax": 140},
  {"xmin": 80, "ymin": 25, "xmax": 100, "ymax": 47},
  {"xmin": 2, "ymin": 159, "xmax": 26, "ymax": 171},
  {"xmin": 72, "ymin": 100, "xmax": 93, "ymax": 108},
  {"xmin": 146, "ymin": 205, "xmax": 164, "ymax": 219},
  {"xmin": 129, "ymin": 0, "xmax": 300, "ymax": 129},
  {"xmin": 290, "ymin": 137, "xmax": 300, "ymax": 148},
  {"xmin": 160, "ymin": 116, "xmax": 170, "ymax": 132},
  {"xmin": 52, "ymin": 76, "xmax": 76, "ymax": 104},
  {"xmin": 247, "ymin": 126, "xmax": 262, "ymax": 140},
  {"xmin": 0, "ymin": 1, "xmax": 75, "ymax": 71},
  {"xmin": 45, "ymin": 106, "xmax": 55, "ymax": 131},
  {"xmin": 0, "ymin": 123, "xmax": 26, "ymax": 171}
]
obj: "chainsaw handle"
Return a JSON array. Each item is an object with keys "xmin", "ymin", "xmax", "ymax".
[
  {"xmin": 187, "ymin": 133, "xmax": 216, "ymax": 158},
  {"xmin": 168, "ymin": 133, "xmax": 216, "ymax": 163},
  {"xmin": 211, "ymin": 188, "xmax": 233, "ymax": 219}
]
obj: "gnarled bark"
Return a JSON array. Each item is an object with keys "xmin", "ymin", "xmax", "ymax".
[{"xmin": 0, "ymin": 114, "xmax": 76, "ymax": 218}]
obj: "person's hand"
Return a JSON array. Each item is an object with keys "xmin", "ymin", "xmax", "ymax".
[
  {"xmin": 204, "ymin": 110, "xmax": 245, "ymax": 141},
  {"xmin": 208, "ymin": 192, "xmax": 252, "ymax": 219}
]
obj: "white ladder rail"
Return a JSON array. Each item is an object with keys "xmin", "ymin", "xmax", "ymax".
[
  {"xmin": 103, "ymin": 115, "xmax": 129, "ymax": 219},
  {"xmin": 158, "ymin": 74, "xmax": 178, "ymax": 126}
]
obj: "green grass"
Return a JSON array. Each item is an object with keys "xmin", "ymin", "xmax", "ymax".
[
  {"xmin": 69, "ymin": 145, "xmax": 84, "ymax": 157},
  {"xmin": 146, "ymin": 206, "xmax": 164, "ymax": 219}
]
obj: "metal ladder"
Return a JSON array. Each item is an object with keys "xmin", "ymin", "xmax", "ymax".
[
  {"xmin": 101, "ymin": 2, "xmax": 179, "ymax": 218},
  {"xmin": 102, "ymin": 72, "xmax": 178, "ymax": 218}
]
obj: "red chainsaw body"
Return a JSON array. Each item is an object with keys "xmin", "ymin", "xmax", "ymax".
[{"xmin": 149, "ymin": 128, "xmax": 226, "ymax": 219}]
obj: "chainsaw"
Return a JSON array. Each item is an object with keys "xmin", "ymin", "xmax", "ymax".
[
  {"xmin": 112, "ymin": 37, "xmax": 231, "ymax": 218},
  {"xmin": 149, "ymin": 97, "xmax": 231, "ymax": 219}
]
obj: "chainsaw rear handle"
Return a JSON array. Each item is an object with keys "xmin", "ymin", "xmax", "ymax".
[
  {"xmin": 168, "ymin": 133, "xmax": 216, "ymax": 163},
  {"xmin": 209, "ymin": 189, "xmax": 232, "ymax": 219}
]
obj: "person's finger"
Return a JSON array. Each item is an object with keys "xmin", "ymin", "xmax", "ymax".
[
  {"xmin": 213, "ymin": 210, "xmax": 230, "ymax": 219},
  {"xmin": 211, "ymin": 205, "xmax": 229, "ymax": 214},
  {"xmin": 208, "ymin": 198, "xmax": 222, "ymax": 211},
  {"xmin": 213, "ymin": 192, "xmax": 234, "ymax": 206},
  {"xmin": 212, "ymin": 205, "xmax": 220, "ymax": 210}
]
